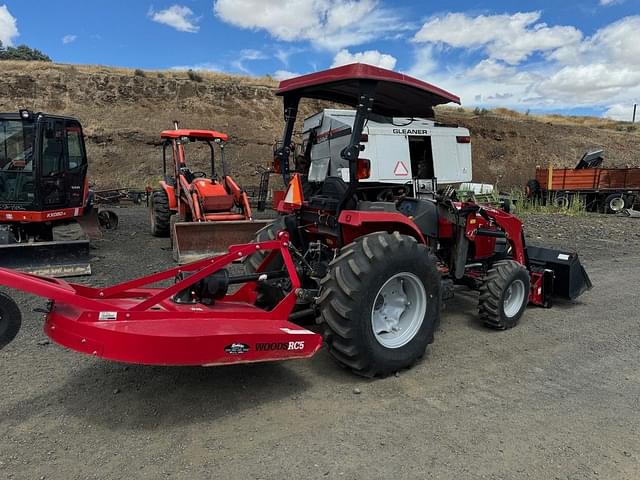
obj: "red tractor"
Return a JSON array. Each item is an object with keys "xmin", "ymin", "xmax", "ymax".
[
  {"xmin": 244, "ymin": 63, "xmax": 592, "ymax": 376},
  {"xmin": 150, "ymin": 123, "xmax": 267, "ymax": 263},
  {"xmin": 0, "ymin": 65, "xmax": 590, "ymax": 378}
]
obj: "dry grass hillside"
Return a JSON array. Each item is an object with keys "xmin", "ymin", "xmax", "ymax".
[{"xmin": 1, "ymin": 61, "xmax": 639, "ymax": 190}]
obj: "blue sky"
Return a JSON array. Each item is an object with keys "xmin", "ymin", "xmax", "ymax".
[{"xmin": 1, "ymin": 0, "xmax": 639, "ymax": 119}]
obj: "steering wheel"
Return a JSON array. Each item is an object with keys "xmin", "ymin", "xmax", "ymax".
[{"xmin": 192, "ymin": 171, "xmax": 207, "ymax": 178}]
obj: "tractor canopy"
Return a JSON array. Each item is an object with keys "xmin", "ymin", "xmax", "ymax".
[
  {"xmin": 161, "ymin": 129, "xmax": 229, "ymax": 142},
  {"xmin": 276, "ymin": 63, "xmax": 460, "ymax": 117}
]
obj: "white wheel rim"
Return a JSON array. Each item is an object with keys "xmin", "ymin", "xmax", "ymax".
[
  {"xmin": 503, "ymin": 279, "xmax": 526, "ymax": 318},
  {"xmin": 371, "ymin": 272, "xmax": 427, "ymax": 349},
  {"xmin": 610, "ymin": 197, "xmax": 625, "ymax": 211}
]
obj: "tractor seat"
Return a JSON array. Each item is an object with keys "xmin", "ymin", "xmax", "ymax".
[
  {"xmin": 192, "ymin": 179, "xmax": 235, "ymax": 212},
  {"xmin": 308, "ymin": 176, "xmax": 356, "ymax": 211}
]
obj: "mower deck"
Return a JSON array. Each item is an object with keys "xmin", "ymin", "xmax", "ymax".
[
  {"xmin": 45, "ymin": 300, "xmax": 320, "ymax": 366},
  {"xmin": 0, "ymin": 236, "xmax": 323, "ymax": 366}
]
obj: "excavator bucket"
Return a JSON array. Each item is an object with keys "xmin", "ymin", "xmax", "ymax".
[
  {"xmin": 172, "ymin": 220, "xmax": 272, "ymax": 264},
  {"xmin": 0, "ymin": 240, "xmax": 91, "ymax": 277}
]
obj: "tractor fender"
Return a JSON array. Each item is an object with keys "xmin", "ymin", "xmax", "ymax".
[
  {"xmin": 338, "ymin": 210, "xmax": 426, "ymax": 245},
  {"xmin": 159, "ymin": 180, "xmax": 178, "ymax": 211}
]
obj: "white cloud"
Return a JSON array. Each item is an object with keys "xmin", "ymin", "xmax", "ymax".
[
  {"xmin": 231, "ymin": 48, "xmax": 267, "ymax": 73},
  {"xmin": 407, "ymin": 13, "xmax": 640, "ymax": 118},
  {"xmin": 405, "ymin": 45, "xmax": 438, "ymax": 80},
  {"xmin": 214, "ymin": 0, "xmax": 410, "ymax": 50},
  {"xmin": 273, "ymin": 70, "xmax": 300, "ymax": 80},
  {"xmin": 331, "ymin": 49, "xmax": 397, "ymax": 70},
  {"xmin": 62, "ymin": 34, "xmax": 77, "ymax": 45},
  {"xmin": 0, "ymin": 5, "xmax": 19, "ymax": 46},
  {"xmin": 539, "ymin": 16, "xmax": 640, "ymax": 105},
  {"xmin": 603, "ymin": 103, "xmax": 637, "ymax": 121},
  {"xmin": 150, "ymin": 5, "xmax": 199, "ymax": 33},
  {"xmin": 414, "ymin": 11, "xmax": 582, "ymax": 65},
  {"xmin": 600, "ymin": 0, "xmax": 624, "ymax": 5}
]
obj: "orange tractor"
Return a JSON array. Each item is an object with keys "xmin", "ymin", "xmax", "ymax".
[{"xmin": 150, "ymin": 123, "xmax": 268, "ymax": 263}]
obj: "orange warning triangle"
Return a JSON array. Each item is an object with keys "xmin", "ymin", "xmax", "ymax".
[
  {"xmin": 394, "ymin": 161, "xmax": 409, "ymax": 176},
  {"xmin": 283, "ymin": 173, "xmax": 303, "ymax": 207}
]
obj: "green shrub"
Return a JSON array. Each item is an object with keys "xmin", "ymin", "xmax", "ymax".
[{"xmin": 134, "ymin": 68, "xmax": 146, "ymax": 77}]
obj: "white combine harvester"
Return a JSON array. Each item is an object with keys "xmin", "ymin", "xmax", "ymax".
[{"xmin": 300, "ymin": 109, "xmax": 473, "ymax": 199}]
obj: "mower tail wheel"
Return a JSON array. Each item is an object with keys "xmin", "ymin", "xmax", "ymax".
[
  {"xmin": 479, "ymin": 260, "xmax": 530, "ymax": 330},
  {"xmin": 318, "ymin": 232, "xmax": 441, "ymax": 377},
  {"xmin": 0, "ymin": 292, "xmax": 22, "ymax": 350},
  {"xmin": 150, "ymin": 190, "xmax": 171, "ymax": 237}
]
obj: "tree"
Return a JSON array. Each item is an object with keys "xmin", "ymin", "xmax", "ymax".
[{"xmin": 0, "ymin": 41, "xmax": 51, "ymax": 62}]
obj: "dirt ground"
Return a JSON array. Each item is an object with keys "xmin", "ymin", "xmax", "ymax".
[{"xmin": 1, "ymin": 207, "xmax": 639, "ymax": 480}]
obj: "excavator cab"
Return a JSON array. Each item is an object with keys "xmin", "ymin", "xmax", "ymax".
[{"xmin": 0, "ymin": 110, "xmax": 103, "ymax": 276}]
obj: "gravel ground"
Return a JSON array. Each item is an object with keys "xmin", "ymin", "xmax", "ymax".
[{"xmin": 1, "ymin": 207, "xmax": 639, "ymax": 480}]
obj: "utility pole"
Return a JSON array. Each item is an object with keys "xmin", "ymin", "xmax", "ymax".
[{"xmin": 634, "ymin": 104, "xmax": 637, "ymax": 123}]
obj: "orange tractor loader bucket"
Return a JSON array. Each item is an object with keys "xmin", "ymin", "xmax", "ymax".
[{"xmin": 172, "ymin": 219, "xmax": 272, "ymax": 264}]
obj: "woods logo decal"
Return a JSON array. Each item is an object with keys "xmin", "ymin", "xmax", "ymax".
[
  {"xmin": 256, "ymin": 341, "xmax": 305, "ymax": 351},
  {"xmin": 224, "ymin": 343, "xmax": 250, "ymax": 355}
]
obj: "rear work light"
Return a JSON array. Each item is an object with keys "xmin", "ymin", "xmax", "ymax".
[
  {"xmin": 456, "ymin": 136, "xmax": 471, "ymax": 144},
  {"xmin": 357, "ymin": 158, "xmax": 371, "ymax": 180}
]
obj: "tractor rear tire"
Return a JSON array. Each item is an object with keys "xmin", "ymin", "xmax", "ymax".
[
  {"xmin": 150, "ymin": 190, "xmax": 171, "ymax": 237},
  {"xmin": 318, "ymin": 232, "xmax": 441, "ymax": 377},
  {"xmin": 479, "ymin": 260, "xmax": 530, "ymax": 330},
  {"xmin": 0, "ymin": 292, "xmax": 22, "ymax": 350}
]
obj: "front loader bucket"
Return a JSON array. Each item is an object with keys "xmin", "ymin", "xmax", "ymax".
[
  {"xmin": 527, "ymin": 246, "xmax": 592, "ymax": 300},
  {"xmin": 0, "ymin": 240, "xmax": 91, "ymax": 277},
  {"xmin": 173, "ymin": 220, "xmax": 273, "ymax": 264}
]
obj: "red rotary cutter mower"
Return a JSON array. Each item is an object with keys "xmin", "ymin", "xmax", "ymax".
[
  {"xmin": 0, "ymin": 64, "xmax": 591, "ymax": 376},
  {"xmin": 0, "ymin": 232, "xmax": 322, "ymax": 364}
]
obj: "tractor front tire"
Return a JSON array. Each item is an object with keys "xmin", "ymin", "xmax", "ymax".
[
  {"xmin": 0, "ymin": 292, "xmax": 22, "ymax": 350},
  {"xmin": 479, "ymin": 260, "xmax": 530, "ymax": 330},
  {"xmin": 318, "ymin": 232, "xmax": 441, "ymax": 377},
  {"xmin": 150, "ymin": 190, "xmax": 171, "ymax": 237}
]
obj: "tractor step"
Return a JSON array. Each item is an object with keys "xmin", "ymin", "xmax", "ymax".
[
  {"xmin": 172, "ymin": 219, "xmax": 272, "ymax": 264},
  {"xmin": 45, "ymin": 302, "xmax": 322, "ymax": 366}
]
